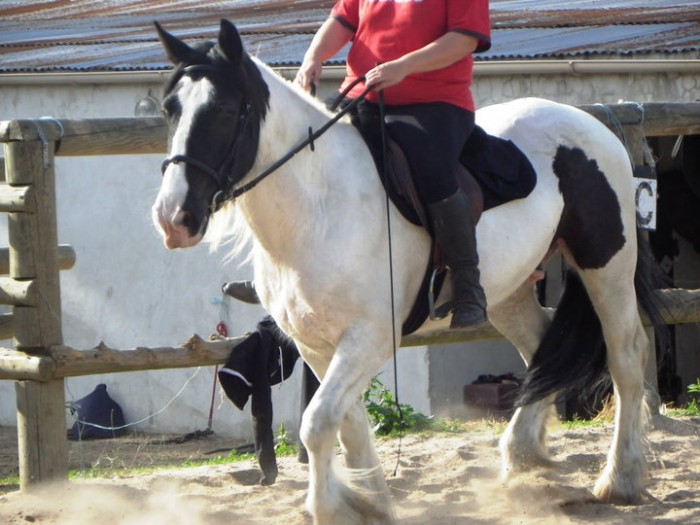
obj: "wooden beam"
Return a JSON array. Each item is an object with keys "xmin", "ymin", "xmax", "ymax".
[
  {"xmin": 41, "ymin": 287, "xmax": 700, "ymax": 377},
  {"xmin": 1, "ymin": 103, "xmax": 698, "ymax": 159},
  {"xmin": 0, "ymin": 313, "xmax": 13, "ymax": 340},
  {"xmin": 0, "ymin": 347, "xmax": 54, "ymax": 381},
  {"xmin": 48, "ymin": 334, "xmax": 244, "ymax": 378},
  {"xmin": 4, "ymin": 135, "xmax": 68, "ymax": 490},
  {"xmin": 0, "ymin": 245, "xmax": 75, "ymax": 275},
  {"xmin": 16, "ymin": 379, "xmax": 68, "ymax": 491},
  {"xmin": 578, "ymin": 102, "xmax": 700, "ymax": 137},
  {"xmin": 402, "ymin": 288, "xmax": 700, "ymax": 347},
  {"xmin": 5, "ymin": 140, "xmax": 63, "ymax": 343},
  {"xmin": 0, "ymin": 118, "xmax": 166, "ymax": 156},
  {"xmin": 0, "ymin": 184, "xmax": 34, "ymax": 213},
  {"xmin": 0, "ymin": 277, "xmax": 37, "ymax": 306},
  {"xmin": 0, "ymin": 284, "xmax": 691, "ymax": 383}
]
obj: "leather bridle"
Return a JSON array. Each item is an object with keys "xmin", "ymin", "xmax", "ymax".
[{"xmin": 160, "ymin": 64, "xmax": 253, "ymax": 213}]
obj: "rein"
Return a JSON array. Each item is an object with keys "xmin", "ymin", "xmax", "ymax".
[{"xmin": 225, "ymin": 77, "xmax": 372, "ymax": 204}]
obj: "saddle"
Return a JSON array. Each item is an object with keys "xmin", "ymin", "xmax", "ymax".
[
  {"xmin": 347, "ymin": 101, "xmax": 537, "ymax": 335},
  {"xmin": 348, "ymin": 101, "xmax": 537, "ymax": 229}
]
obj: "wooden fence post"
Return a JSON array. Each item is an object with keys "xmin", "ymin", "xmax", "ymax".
[
  {"xmin": 4, "ymin": 124, "xmax": 68, "ymax": 491},
  {"xmin": 622, "ymin": 122, "xmax": 660, "ymax": 392}
]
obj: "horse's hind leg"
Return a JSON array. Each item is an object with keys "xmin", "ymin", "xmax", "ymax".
[
  {"xmin": 300, "ymin": 328, "xmax": 394, "ymax": 525},
  {"xmin": 580, "ymin": 266, "xmax": 650, "ymax": 503},
  {"xmin": 488, "ymin": 280, "xmax": 557, "ymax": 476}
]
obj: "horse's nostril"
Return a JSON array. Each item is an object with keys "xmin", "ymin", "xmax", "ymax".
[{"xmin": 175, "ymin": 209, "xmax": 198, "ymax": 235}]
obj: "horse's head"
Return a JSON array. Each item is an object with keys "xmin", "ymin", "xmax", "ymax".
[{"xmin": 152, "ymin": 19, "xmax": 269, "ymax": 248}]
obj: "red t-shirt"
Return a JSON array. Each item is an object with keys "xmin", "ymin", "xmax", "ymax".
[{"xmin": 331, "ymin": 0, "xmax": 491, "ymax": 111}]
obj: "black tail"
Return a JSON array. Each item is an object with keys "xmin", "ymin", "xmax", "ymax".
[{"xmin": 516, "ymin": 230, "xmax": 669, "ymax": 408}]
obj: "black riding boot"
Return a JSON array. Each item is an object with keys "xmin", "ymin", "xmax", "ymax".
[{"xmin": 428, "ymin": 190, "xmax": 487, "ymax": 329}]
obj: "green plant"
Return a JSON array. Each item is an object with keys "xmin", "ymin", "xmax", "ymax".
[
  {"xmin": 688, "ymin": 378, "xmax": 700, "ymax": 396},
  {"xmin": 363, "ymin": 376, "xmax": 432, "ymax": 435},
  {"xmin": 686, "ymin": 378, "xmax": 700, "ymax": 416},
  {"xmin": 274, "ymin": 422, "xmax": 298, "ymax": 456}
]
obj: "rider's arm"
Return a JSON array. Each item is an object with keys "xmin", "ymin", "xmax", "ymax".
[
  {"xmin": 295, "ymin": 17, "xmax": 354, "ymax": 92},
  {"xmin": 364, "ymin": 31, "xmax": 479, "ymax": 91}
]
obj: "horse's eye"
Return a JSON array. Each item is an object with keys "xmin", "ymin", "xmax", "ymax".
[{"xmin": 218, "ymin": 105, "xmax": 238, "ymax": 118}]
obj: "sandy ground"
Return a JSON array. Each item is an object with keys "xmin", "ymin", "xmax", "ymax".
[{"xmin": 0, "ymin": 415, "xmax": 698, "ymax": 524}]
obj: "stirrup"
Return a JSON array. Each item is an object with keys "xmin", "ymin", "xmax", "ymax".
[{"xmin": 429, "ymin": 267, "xmax": 452, "ymax": 320}]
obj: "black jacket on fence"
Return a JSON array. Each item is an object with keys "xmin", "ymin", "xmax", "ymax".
[{"xmin": 217, "ymin": 315, "xmax": 300, "ymax": 485}]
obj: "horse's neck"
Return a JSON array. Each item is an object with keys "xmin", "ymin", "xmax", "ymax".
[{"xmin": 238, "ymin": 62, "xmax": 379, "ymax": 259}]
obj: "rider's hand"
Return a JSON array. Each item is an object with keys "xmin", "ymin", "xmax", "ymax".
[
  {"xmin": 365, "ymin": 61, "xmax": 409, "ymax": 91},
  {"xmin": 294, "ymin": 58, "xmax": 321, "ymax": 93}
]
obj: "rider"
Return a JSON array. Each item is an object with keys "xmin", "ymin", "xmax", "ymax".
[{"xmin": 295, "ymin": 0, "xmax": 491, "ymax": 329}]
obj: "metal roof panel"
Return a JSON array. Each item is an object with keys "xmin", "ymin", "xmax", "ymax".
[{"xmin": 0, "ymin": 0, "xmax": 698, "ymax": 72}]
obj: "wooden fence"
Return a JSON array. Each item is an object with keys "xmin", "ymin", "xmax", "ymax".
[{"xmin": 1, "ymin": 101, "xmax": 700, "ymax": 491}]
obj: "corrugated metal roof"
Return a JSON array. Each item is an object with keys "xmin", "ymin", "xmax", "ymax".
[{"xmin": 0, "ymin": 0, "xmax": 698, "ymax": 73}]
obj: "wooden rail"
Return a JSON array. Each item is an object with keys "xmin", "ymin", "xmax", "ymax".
[
  {"xmin": 579, "ymin": 102, "xmax": 700, "ymax": 137},
  {"xmin": 0, "ymin": 103, "xmax": 698, "ymax": 164},
  {"xmin": 0, "ymin": 287, "xmax": 695, "ymax": 382}
]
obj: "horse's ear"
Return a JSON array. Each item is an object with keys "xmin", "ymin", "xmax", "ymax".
[
  {"xmin": 154, "ymin": 21, "xmax": 194, "ymax": 65},
  {"xmin": 218, "ymin": 19, "xmax": 244, "ymax": 66}
]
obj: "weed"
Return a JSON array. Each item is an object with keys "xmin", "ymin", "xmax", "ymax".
[
  {"xmin": 274, "ymin": 422, "xmax": 298, "ymax": 456},
  {"xmin": 685, "ymin": 378, "xmax": 700, "ymax": 416},
  {"xmin": 363, "ymin": 376, "xmax": 432, "ymax": 436}
]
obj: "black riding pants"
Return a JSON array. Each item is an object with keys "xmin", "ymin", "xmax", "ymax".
[
  {"xmin": 383, "ymin": 102, "xmax": 475, "ymax": 204},
  {"xmin": 335, "ymin": 96, "xmax": 474, "ymax": 204}
]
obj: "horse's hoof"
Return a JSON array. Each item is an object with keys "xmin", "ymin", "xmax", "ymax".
[
  {"xmin": 500, "ymin": 454, "xmax": 554, "ymax": 481},
  {"xmin": 593, "ymin": 484, "xmax": 648, "ymax": 505},
  {"xmin": 593, "ymin": 469, "xmax": 649, "ymax": 505}
]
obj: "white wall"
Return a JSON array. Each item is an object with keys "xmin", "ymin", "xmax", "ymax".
[{"xmin": 475, "ymin": 67, "xmax": 700, "ymax": 107}]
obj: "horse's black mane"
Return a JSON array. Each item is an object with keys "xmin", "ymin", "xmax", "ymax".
[
  {"xmin": 162, "ymin": 41, "xmax": 215, "ymax": 97},
  {"xmin": 162, "ymin": 40, "xmax": 269, "ymax": 122}
]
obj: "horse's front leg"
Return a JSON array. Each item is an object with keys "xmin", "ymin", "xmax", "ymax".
[
  {"xmin": 300, "ymin": 329, "xmax": 394, "ymax": 525},
  {"xmin": 337, "ymin": 398, "xmax": 392, "ymax": 511}
]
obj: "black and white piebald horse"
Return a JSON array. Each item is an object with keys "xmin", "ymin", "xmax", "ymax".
[{"xmin": 152, "ymin": 20, "xmax": 665, "ymax": 525}]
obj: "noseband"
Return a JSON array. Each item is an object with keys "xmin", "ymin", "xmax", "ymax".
[{"xmin": 160, "ymin": 64, "xmax": 252, "ymax": 213}]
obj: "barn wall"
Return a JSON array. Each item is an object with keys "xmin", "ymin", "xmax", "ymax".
[{"xmin": 475, "ymin": 70, "xmax": 700, "ymax": 107}]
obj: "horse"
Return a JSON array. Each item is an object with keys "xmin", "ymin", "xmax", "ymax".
[{"xmin": 152, "ymin": 19, "xmax": 665, "ymax": 525}]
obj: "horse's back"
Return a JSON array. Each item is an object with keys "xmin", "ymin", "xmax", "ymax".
[
  {"xmin": 477, "ymin": 97, "xmax": 634, "ymax": 219},
  {"xmin": 476, "ymin": 97, "xmax": 631, "ymax": 182}
]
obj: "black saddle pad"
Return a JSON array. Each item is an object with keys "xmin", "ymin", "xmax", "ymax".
[{"xmin": 460, "ymin": 125, "xmax": 537, "ymax": 212}]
